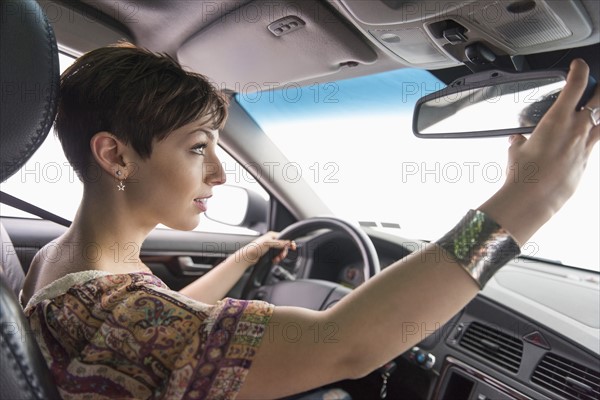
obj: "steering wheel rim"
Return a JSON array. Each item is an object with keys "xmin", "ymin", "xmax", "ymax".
[{"xmin": 241, "ymin": 217, "xmax": 381, "ymax": 302}]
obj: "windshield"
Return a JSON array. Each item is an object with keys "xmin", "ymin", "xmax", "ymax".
[{"xmin": 237, "ymin": 68, "xmax": 599, "ymax": 271}]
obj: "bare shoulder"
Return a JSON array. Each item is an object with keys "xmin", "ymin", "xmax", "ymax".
[
  {"xmin": 21, "ymin": 240, "xmax": 84, "ymax": 304},
  {"xmin": 21, "ymin": 247, "xmax": 46, "ymax": 305}
]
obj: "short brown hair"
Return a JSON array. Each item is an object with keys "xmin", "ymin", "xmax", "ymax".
[{"xmin": 56, "ymin": 42, "xmax": 228, "ymax": 180}]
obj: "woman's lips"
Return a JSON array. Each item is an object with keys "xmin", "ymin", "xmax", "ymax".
[{"xmin": 193, "ymin": 197, "xmax": 208, "ymax": 212}]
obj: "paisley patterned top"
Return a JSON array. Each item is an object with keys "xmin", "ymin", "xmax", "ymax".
[{"xmin": 22, "ymin": 271, "xmax": 274, "ymax": 400}]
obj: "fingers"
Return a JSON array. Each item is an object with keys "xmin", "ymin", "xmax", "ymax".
[
  {"xmin": 586, "ymin": 120, "xmax": 600, "ymax": 150},
  {"xmin": 583, "ymin": 80, "xmax": 600, "ymax": 149},
  {"xmin": 507, "ymin": 134, "xmax": 527, "ymax": 157},
  {"xmin": 264, "ymin": 238, "xmax": 295, "ymax": 250},
  {"xmin": 272, "ymin": 240, "xmax": 297, "ymax": 264},
  {"xmin": 553, "ymin": 59, "xmax": 590, "ymax": 112},
  {"xmin": 531, "ymin": 59, "xmax": 598, "ymax": 146},
  {"xmin": 258, "ymin": 232, "xmax": 296, "ymax": 250},
  {"xmin": 508, "ymin": 134, "xmax": 527, "ymax": 146},
  {"xmin": 252, "ymin": 231, "xmax": 298, "ymax": 264},
  {"xmin": 272, "ymin": 250, "xmax": 287, "ymax": 264}
]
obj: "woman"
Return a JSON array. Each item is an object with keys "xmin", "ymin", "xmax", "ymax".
[{"xmin": 21, "ymin": 42, "xmax": 599, "ymax": 399}]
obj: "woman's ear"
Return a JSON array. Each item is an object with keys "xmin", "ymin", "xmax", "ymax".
[{"xmin": 90, "ymin": 132, "xmax": 129, "ymax": 178}]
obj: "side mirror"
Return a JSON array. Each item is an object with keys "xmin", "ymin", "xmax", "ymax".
[
  {"xmin": 412, "ymin": 69, "xmax": 596, "ymax": 138},
  {"xmin": 205, "ymin": 185, "xmax": 268, "ymax": 232}
]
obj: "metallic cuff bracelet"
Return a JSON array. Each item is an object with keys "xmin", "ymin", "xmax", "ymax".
[{"xmin": 435, "ymin": 209, "xmax": 521, "ymax": 288}]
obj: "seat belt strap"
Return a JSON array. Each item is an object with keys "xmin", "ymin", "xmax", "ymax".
[{"xmin": 0, "ymin": 191, "xmax": 71, "ymax": 227}]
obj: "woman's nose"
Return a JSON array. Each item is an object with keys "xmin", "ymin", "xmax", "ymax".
[{"xmin": 203, "ymin": 156, "xmax": 226, "ymax": 186}]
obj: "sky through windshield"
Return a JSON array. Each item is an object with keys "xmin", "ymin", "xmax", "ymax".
[{"xmin": 238, "ymin": 68, "xmax": 600, "ymax": 271}]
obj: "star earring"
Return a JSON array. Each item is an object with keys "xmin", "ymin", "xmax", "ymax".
[{"xmin": 116, "ymin": 170, "xmax": 125, "ymax": 191}]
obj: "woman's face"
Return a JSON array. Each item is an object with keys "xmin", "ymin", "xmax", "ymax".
[{"xmin": 124, "ymin": 119, "xmax": 226, "ymax": 231}]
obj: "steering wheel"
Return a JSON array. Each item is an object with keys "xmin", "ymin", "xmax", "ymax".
[{"xmin": 241, "ymin": 217, "xmax": 381, "ymax": 310}]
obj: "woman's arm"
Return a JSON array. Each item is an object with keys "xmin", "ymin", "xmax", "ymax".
[
  {"xmin": 238, "ymin": 59, "xmax": 600, "ymax": 399},
  {"xmin": 179, "ymin": 231, "xmax": 295, "ymax": 304}
]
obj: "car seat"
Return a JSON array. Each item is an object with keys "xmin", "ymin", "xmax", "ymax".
[{"xmin": 0, "ymin": 0, "xmax": 62, "ymax": 398}]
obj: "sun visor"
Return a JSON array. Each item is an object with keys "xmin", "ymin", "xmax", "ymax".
[{"xmin": 177, "ymin": 0, "xmax": 377, "ymax": 91}]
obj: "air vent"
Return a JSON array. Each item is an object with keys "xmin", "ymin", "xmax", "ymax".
[
  {"xmin": 532, "ymin": 353, "xmax": 600, "ymax": 400},
  {"xmin": 459, "ymin": 322, "xmax": 523, "ymax": 373}
]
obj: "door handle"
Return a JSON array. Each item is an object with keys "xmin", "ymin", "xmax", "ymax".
[{"xmin": 178, "ymin": 256, "xmax": 212, "ymax": 275}]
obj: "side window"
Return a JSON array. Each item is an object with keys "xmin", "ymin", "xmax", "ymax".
[{"xmin": 1, "ymin": 52, "xmax": 268, "ymax": 236}]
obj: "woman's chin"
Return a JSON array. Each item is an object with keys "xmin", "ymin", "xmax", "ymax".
[{"xmin": 162, "ymin": 216, "xmax": 201, "ymax": 232}]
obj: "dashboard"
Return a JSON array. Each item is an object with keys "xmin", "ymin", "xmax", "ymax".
[{"xmin": 280, "ymin": 227, "xmax": 600, "ymax": 400}]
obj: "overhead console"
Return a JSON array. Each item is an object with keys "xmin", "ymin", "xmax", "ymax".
[{"xmin": 336, "ymin": 0, "xmax": 597, "ymax": 69}]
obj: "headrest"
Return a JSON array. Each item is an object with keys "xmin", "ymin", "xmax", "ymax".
[{"xmin": 0, "ymin": 0, "xmax": 59, "ymax": 183}]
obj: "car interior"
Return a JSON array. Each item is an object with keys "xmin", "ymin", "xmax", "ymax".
[{"xmin": 1, "ymin": 0, "xmax": 599, "ymax": 399}]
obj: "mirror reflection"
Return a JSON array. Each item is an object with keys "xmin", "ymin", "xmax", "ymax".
[
  {"xmin": 205, "ymin": 185, "xmax": 249, "ymax": 226},
  {"xmin": 415, "ymin": 77, "xmax": 565, "ymax": 136}
]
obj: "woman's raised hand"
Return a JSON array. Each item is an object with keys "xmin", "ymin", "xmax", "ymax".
[{"xmin": 480, "ymin": 58, "xmax": 599, "ymax": 245}]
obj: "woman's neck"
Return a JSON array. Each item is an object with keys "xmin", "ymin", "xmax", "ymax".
[{"xmin": 64, "ymin": 186, "xmax": 156, "ymax": 273}]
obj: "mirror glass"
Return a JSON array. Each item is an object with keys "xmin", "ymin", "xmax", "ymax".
[
  {"xmin": 205, "ymin": 185, "xmax": 249, "ymax": 226},
  {"xmin": 414, "ymin": 76, "xmax": 566, "ymax": 137}
]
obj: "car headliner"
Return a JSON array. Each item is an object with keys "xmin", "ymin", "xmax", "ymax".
[{"xmin": 40, "ymin": 0, "xmax": 600, "ymax": 89}]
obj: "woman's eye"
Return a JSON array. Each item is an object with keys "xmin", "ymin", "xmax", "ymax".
[{"xmin": 191, "ymin": 144, "xmax": 207, "ymax": 155}]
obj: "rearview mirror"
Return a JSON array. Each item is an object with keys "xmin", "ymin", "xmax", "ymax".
[{"xmin": 413, "ymin": 69, "xmax": 595, "ymax": 138}]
